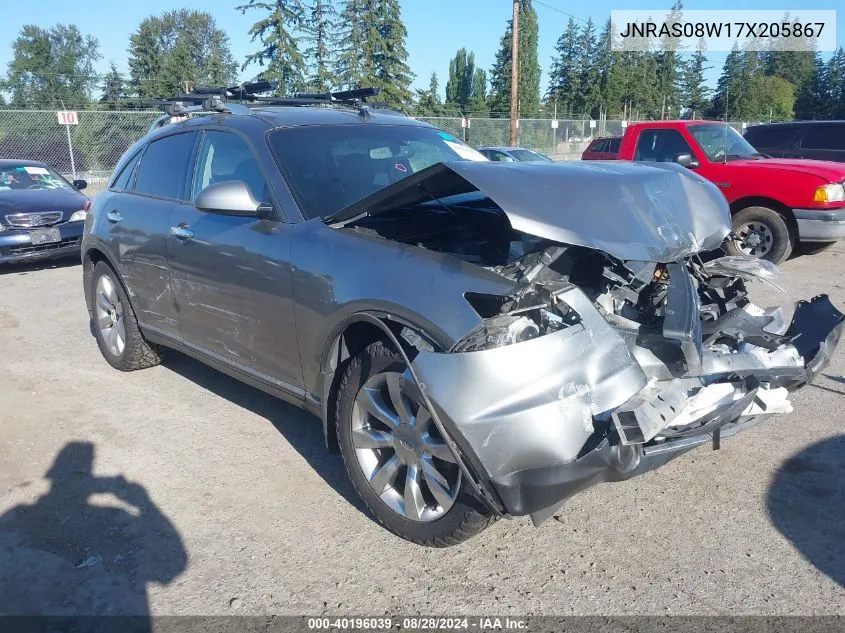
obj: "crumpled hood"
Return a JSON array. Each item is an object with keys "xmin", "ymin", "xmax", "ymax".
[{"xmin": 328, "ymin": 160, "xmax": 731, "ymax": 262}]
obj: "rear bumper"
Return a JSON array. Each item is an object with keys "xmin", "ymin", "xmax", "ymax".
[
  {"xmin": 0, "ymin": 222, "xmax": 83, "ymax": 264},
  {"xmin": 794, "ymin": 208, "xmax": 845, "ymax": 242}
]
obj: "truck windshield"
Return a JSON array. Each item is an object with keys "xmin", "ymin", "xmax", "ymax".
[{"xmin": 689, "ymin": 124, "xmax": 764, "ymax": 161}]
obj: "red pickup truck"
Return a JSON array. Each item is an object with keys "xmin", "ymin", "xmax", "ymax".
[{"xmin": 582, "ymin": 120, "xmax": 845, "ymax": 263}]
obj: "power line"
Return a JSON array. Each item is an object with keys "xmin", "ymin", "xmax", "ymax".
[{"xmin": 531, "ymin": 0, "xmax": 591, "ymax": 26}]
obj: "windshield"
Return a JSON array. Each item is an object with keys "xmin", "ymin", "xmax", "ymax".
[
  {"xmin": 268, "ymin": 124, "xmax": 488, "ymax": 219},
  {"xmin": 0, "ymin": 164, "xmax": 73, "ymax": 192},
  {"xmin": 689, "ymin": 124, "xmax": 763, "ymax": 161},
  {"xmin": 509, "ymin": 149, "xmax": 552, "ymax": 162}
]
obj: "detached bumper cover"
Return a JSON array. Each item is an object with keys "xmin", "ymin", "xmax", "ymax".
[
  {"xmin": 412, "ymin": 290, "xmax": 844, "ymax": 524},
  {"xmin": 794, "ymin": 208, "xmax": 845, "ymax": 242}
]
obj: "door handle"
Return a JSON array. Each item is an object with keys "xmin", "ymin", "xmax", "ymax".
[
  {"xmin": 170, "ymin": 225, "xmax": 194, "ymax": 241},
  {"xmin": 106, "ymin": 210, "xmax": 123, "ymax": 223}
]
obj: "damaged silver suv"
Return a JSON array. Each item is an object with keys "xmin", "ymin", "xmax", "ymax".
[{"xmin": 82, "ymin": 92, "xmax": 844, "ymax": 546}]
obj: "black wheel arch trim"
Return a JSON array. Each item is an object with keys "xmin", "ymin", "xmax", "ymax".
[{"xmin": 317, "ymin": 311, "xmax": 506, "ymax": 515}]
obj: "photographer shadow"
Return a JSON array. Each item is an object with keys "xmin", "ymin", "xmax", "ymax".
[{"xmin": 0, "ymin": 442, "xmax": 187, "ymax": 621}]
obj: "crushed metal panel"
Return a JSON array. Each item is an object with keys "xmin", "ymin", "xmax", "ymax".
[
  {"xmin": 328, "ymin": 160, "xmax": 731, "ymax": 262},
  {"xmin": 411, "ymin": 286, "xmax": 648, "ymax": 480},
  {"xmin": 663, "ymin": 262, "xmax": 703, "ymax": 374}
]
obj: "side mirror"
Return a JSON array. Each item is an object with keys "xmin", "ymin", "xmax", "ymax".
[
  {"xmin": 674, "ymin": 153, "xmax": 700, "ymax": 169},
  {"xmin": 195, "ymin": 180, "xmax": 263, "ymax": 217},
  {"xmin": 73, "ymin": 179, "xmax": 87, "ymax": 191}
]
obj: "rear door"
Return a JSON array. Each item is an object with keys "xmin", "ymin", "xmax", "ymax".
[
  {"xmin": 797, "ymin": 125, "xmax": 845, "ymax": 163},
  {"xmin": 167, "ymin": 128, "xmax": 303, "ymax": 393},
  {"xmin": 97, "ymin": 131, "xmax": 198, "ymax": 338}
]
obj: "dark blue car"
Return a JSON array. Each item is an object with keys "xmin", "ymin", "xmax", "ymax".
[{"xmin": 0, "ymin": 160, "xmax": 90, "ymax": 265}]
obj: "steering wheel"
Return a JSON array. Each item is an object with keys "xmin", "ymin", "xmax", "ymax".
[
  {"xmin": 26, "ymin": 184, "xmax": 42, "ymax": 189},
  {"xmin": 712, "ymin": 148, "xmax": 726, "ymax": 161}
]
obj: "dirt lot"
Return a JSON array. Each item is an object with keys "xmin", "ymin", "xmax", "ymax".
[{"xmin": 1, "ymin": 247, "xmax": 844, "ymax": 617}]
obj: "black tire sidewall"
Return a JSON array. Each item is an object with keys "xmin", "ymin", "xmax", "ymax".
[
  {"xmin": 91, "ymin": 262, "xmax": 142, "ymax": 371},
  {"xmin": 728, "ymin": 206, "xmax": 793, "ymax": 264},
  {"xmin": 335, "ymin": 342, "xmax": 491, "ymax": 546}
]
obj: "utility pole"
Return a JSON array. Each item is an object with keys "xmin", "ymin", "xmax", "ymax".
[{"xmin": 509, "ymin": 0, "xmax": 519, "ymax": 146}]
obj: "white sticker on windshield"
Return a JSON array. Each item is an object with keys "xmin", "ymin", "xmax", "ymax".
[
  {"xmin": 23, "ymin": 166, "xmax": 49, "ymax": 175},
  {"xmin": 444, "ymin": 140, "xmax": 488, "ymax": 162}
]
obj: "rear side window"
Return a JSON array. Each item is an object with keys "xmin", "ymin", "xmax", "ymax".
[
  {"xmin": 110, "ymin": 150, "xmax": 142, "ymax": 191},
  {"xmin": 801, "ymin": 126, "xmax": 845, "ymax": 150},
  {"xmin": 134, "ymin": 132, "xmax": 198, "ymax": 200},
  {"xmin": 607, "ymin": 138, "xmax": 621, "ymax": 152},
  {"xmin": 591, "ymin": 140, "xmax": 607, "ymax": 152},
  {"xmin": 745, "ymin": 125, "xmax": 799, "ymax": 148}
]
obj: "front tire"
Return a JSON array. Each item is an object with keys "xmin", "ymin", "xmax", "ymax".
[
  {"xmin": 91, "ymin": 261, "xmax": 162, "ymax": 371},
  {"xmin": 726, "ymin": 206, "xmax": 794, "ymax": 264},
  {"xmin": 335, "ymin": 341, "xmax": 494, "ymax": 546}
]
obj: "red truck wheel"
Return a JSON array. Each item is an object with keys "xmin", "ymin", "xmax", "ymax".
[{"xmin": 727, "ymin": 206, "xmax": 794, "ymax": 264}]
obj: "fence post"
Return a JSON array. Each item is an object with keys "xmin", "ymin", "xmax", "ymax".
[{"xmin": 65, "ymin": 123, "xmax": 76, "ymax": 179}]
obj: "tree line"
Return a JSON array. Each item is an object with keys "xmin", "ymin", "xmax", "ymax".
[{"xmin": 1, "ymin": 0, "xmax": 844, "ymax": 121}]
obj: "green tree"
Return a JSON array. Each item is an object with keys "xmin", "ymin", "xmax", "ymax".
[
  {"xmin": 488, "ymin": 0, "xmax": 541, "ymax": 117},
  {"xmin": 100, "ymin": 63, "xmax": 127, "ymax": 109},
  {"xmin": 655, "ymin": 1, "xmax": 684, "ymax": 118},
  {"xmin": 128, "ymin": 10, "xmax": 237, "ymax": 97},
  {"xmin": 547, "ymin": 17, "xmax": 581, "ymax": 115},
  {"xmin": 334, "ymin": 0, "xmax": 366, "ymax": 90},
  {"xmin": 415, "ymin": 71, "xmax": 442, "ymax": 115},
  {"xmin": 708, "ymin": 44, "xmax": 742, "ymax": 119},
  {"xmin": 237, "ymin": 0, "xmax": 306, "ymax": 94},
  {"xmin": 595, "ymin": 18, "xmax": 625, "ymax": 117},
  {"xmin": 372, "ymin": 0, "xmax": 414, "ymax": 107},
  {"xmin": 794, "ymin": 53, "xmax": 825, "ymax": 119},
  {"xmin": 825, "ymin": 47, "xmax": 845, "ymax": 119},
  {"xmin": 3, "ymin": 24, "xmax": 100, "ymax": 108},
  {"xmin": 467, "ymin": 68, "xmax": 488, "ymax": 115},
  {"xmin": 445, "ymin": 48, "xmax": 476, "ymax": 110},
  {"xmin": 302, "ymin": 0, "xmax": 337, "ymax": 92},
  {"xmin": 679, "ymin": 38, "xmax": 711, "ymax": 118},
  {"xmin": 756, "ymin": 75, "xmax": 795, "ymax": 120},
  {"xmin": 574, "ymin": 18, "xmax": 600, "ymax": 117}
]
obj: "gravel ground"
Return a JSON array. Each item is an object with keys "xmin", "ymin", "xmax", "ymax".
[{"xmin": 1, "ymin": 246, "xmax": 844, "ymax": 617}]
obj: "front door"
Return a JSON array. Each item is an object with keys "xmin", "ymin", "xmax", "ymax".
[
  {"xmin": 99, "ymin": 131, "xmax": 198, "ymax": 337},
  {"xmin": 167, "ymin": 129, "xmax": 304, "ymax": 394}
]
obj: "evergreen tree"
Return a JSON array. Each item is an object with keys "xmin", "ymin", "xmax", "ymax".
[
  {"xmin": 467, "ymin": 68, "xmax": 488, "ymax": 115},
  {"xmin": 655, "ymin": 1, "xmax": 684, "ymax": 118},
  {"xmin": 414, "ymin": 71, "xmax": 442, "ymax": 115},
  {"xmin": 302, "ymin": 0, "xmax": 337, "ymax": 91},
  {"xmin": 574, "ymin": 18, "xmax": 600, "ymax": 117},
  {"xmin": 488, "ymin": 0, "xmax": 541, "ymax": 117},
  {"xmin": 794, "ymin": 53, "xmax": 825, "ymax": 119},
  {"xmin": 372, "ymin": 0, "xmax": 414, "ymax": 107},
  {"xmin": 100, "ymin": 63, "xmax": 127, "ymax": 109},
  {"xmin": 445, "ymin": 48, "xmax": 476, "ymax": 110},
  {"xmin": 546, "ymin": 17, "xmax": 581, "ymax": 115},
  {"xmin": 708, "ymin": 44, "xmax": 742, "ymax": 119},
  {"xmin": 4, "ymin": 24, "xmax": 100, "ymax": 108},
  {"xmin": 334, "ymin": 0, "xmax": 366, "ymax": 90},
  {"xmin": 679, "ymin": 38, "xmax": 711, "ymax": 118},
  {"xmin": 237, "ymin": 0, "xmax": 306, "ymax": 94},
  {"xmin": 826, "ymin": 47, "xmax": 845, "ymax": 119},
  {"xmin": 595, "ymin": 18, "xmax": 625, "ymax": 117}
]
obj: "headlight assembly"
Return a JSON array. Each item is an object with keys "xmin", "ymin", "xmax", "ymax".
[{"xmin": 813, "ymin": 183, "xmax": 845, "ymax": 204}]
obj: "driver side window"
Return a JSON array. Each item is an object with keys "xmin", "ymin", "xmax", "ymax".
[
  {"xmin": 634, "ymin": 129, "xmax": 693, "ymax": 163},
  {"xmin": 193, "ymin": 131, "xmax": 269, "ymax": 203}
]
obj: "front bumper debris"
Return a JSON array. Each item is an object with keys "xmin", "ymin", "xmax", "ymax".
[
  {"xmin": 794, "ymin": 208, "xmax": 845, "ymax": 242},
  {"xmin": 412, "ymin": 286, "xmax": 844, "ymax": 525}
]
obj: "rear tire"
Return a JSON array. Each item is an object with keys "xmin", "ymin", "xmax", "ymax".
[
  {"xmin": 335, "ymin": 341, "xmax": 495, "ymax": 546},
  {"xmin": 91, "ymin": 261, "xmax": 162, "ymax": 371},
  {"xmin": 726, "ymin": 206, "xmax": 794, "ymax": 264}
]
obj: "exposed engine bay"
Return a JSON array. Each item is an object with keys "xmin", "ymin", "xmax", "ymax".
[{"xmin": 332, "ymin": 160, "xmax": 845, "ymax": 523}]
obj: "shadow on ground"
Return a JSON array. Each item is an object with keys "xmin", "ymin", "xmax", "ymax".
[
  {"xmin": 767, "ymin": 434, "xmax": 845, "ymax": 588},
  {"xmin": 0, "ymin": 255, "xmax": 80, "ymax": 275},
  {"xmin": 161, "ymin": 351, "xmax": 366, "ymax": 514},
  {"xmin": 0, "ymin": 442, "xmax": 186, "ymax": 622}
]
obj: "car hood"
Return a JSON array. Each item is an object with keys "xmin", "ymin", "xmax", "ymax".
[
  {"xmin": 0, "ymin": 188, "xmax": 88, "ymax": 215},
  {"xmin": 731, "ymin": 158, "xmax": 845, "ymax": 182},
  {"xmin": 328, "ymin": 160, "xmax": 731, "ymax": 262}
]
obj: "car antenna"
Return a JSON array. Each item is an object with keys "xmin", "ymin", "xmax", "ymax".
[{"xmin": 723, "ymin": 85, "xmax": 729, "ymax": 164}]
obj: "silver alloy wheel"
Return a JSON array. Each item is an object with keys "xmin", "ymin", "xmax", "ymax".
[
  {"xmin": 351, "ymin": 370, "xmax": 461, "ymax": 522},
  {"xmin": 94, "ymin": 274, "xmax": 126, "ymax": 357},
  {"xmin": 736, "ymin": 221, "xmax": 774, "ymax": 257}
]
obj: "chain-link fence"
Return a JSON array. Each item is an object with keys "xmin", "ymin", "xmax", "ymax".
[
  {"xmin": 0, "ymin": 110, "xmax": 160, "ymax": 195},
  {"xmin": 416, "ymin": 116, "xmax": 761, "ymax": 160},
  {"xmin": 0, "ymin": 110, "xmax": 763, "ymax": 195}
]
